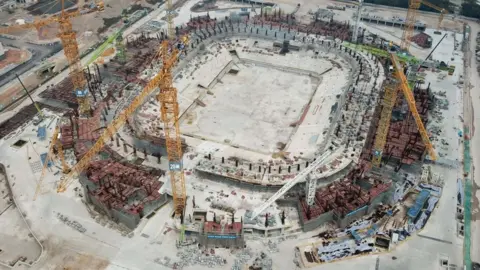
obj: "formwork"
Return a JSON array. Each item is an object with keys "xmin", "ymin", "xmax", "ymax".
[
  {"xmin": 198, "ymin": 221, "xmax": 245, "ymax": 249},
  {"xmin": 80, "ymin": 159, "xmax": 167, "ymax": 229},
  {"xmin": 298, "ymin": 171, "xmax": 393, "ymax": 231}
]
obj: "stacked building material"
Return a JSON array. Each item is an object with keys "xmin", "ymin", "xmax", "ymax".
[
  {"xmin": 410, "ymin": 32, "xmax": 433, "ymax": 48},
  {"xmin": 76, "ymin": 102, "xmax": 104, "ymax": 141},
  {"xmin": 39, "ymin": 77, "xmax": 78, "ymax": 106},
  {"xmin": 60, "ymin": 124, "xmax": 74, "ymax": 149}
]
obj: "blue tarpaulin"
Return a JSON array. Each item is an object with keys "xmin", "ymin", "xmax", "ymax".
[
  {"xmin": 407, "ymin": 189, "xmax": 430, "ymax": 219},
  {"xmin": 351, "ymin": 230, "xmax": 362, "ymax": 242},
  {"xmin": 366, "ymin": 224, "xmax": 379, "ymax": 237},
  {"xmin": 40, "ymin": 153, "xmax": 52, "ymax": 167},
  {"xmin": 37, "ymin": 126, "xmax": 46, "ymax": 140}
]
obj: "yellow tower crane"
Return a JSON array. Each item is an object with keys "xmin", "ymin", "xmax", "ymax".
[
  {"xmin": 33, "ymin": 126, "xmax": 60, "ymax": 200},
  {"xmin": 422, "ymin": 0, "xmax": 449, "ymax": 29},
  {"xmin": 400, "ymin": 0, "xmax": 422, "ymax": 52},
  {"xmin": 160, "ymin": 0, "xmax": 188, "ymax": 219},
  {"xmin": 56, "ymin": 41, "xmax": 186, "ymax": 193},
  {"xmin": 0, "ymin": 0, "xmax": 98, "ymax": 116},
  {"xmin": 33, "ymin": 124, "xmax": 71, "ymax": 200},
  {"xmin": 401, "ymin": 0, "xmax": 449, "ymax": 51},
  {"xmin": 390, "ymin": 53, "xmax": 436, "ymax": 160},
  {"xmin": 371, "ymin": 0, "xmax": 439, "ymax": 166},
  {"xmin": 371, "ymin": 80, "xmax": 400, "ymax": 167},
  {"xmin": 57, "ymin": 0, "xmax": 189, "ymax": 225}
]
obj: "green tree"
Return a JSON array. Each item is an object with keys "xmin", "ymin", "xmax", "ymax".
[
  {"xmin": 461, "ymin": 2, "xmax": 480, "ymax": 19},
  {"xmin": 363, "ymin": 0, "xmax": 453, "ymax": 13}
]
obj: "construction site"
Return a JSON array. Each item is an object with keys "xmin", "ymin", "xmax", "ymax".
[{"xmin": 0, "ymin": 0, "xmax": 476, "ymax": 269}]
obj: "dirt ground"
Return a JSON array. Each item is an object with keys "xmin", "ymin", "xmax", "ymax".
[
  {"xmin": 0, "ymin": 0, "xmax": 159, "ymax": 111},
  {"xmin": 37, "ymin": 238, "xmax": 110, "ymax": 270},
  {"xmin": 0, "ymin": 49, "xmax": 30, "ymax": 70}
]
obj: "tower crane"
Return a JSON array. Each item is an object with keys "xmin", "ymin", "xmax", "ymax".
[
  {"xmin": 370, "ymin": 53, "xmax": 437, "ymax": 166},
  {"xmin": 421, "ymin": 0, "xmax": 449, "ymax": 29},
  {"xmin": 33, "ymin": 126, "xmax": 59, "ymax": 201},
  {"xmin": 371, "ymin": 80, "xmax": 400, "ymax": 167},
  {"xmin": 401, "ymin": 0, "xmax": 450, "ymax": 51},
  {"xmin": 352, "ymin": 0, "xmax": 363, "ymax": 44},
  {"xmin": 390, "ymin": 52, "xmax": 436, "ymax": 160},
  {"xmin": 371, "ymin": 0, "xmax": 439, "ymax": 167},
  {"xmin": 56, "ymin": 39, "xmax": 185, "ymax": 193},
  {"xmin": 0, "ymin": 0, "xmax": 100, "ymax": 116},
  {"xmin": 158, "ymin": 0, "xmax": 188, "ymax": 219},
  {"xmin": 57, "ymin": 0, "xmax": 189, "ymax": 225}
]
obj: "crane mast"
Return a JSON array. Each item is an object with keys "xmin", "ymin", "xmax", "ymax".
[
  {"xmin": 0, "ymin": 0, "xmax": 91, "ymax": 116},
  {"xmin": 159, "ymin": 0, "xmax": 187, "ymax": 218},
  {"xmin": 390, "ymin": 53, "xmax": 436, "ymax": 160},
  {"xmin": 400, "ymin": 0, "xmax": 422, "ymax": 52},
  {"xmin": 371, "ymin": 0, "xmax": 438, "ymax": 167},
  {"xmin": 158, "ymin": 42, "xmax": 186, "ymax": 217},
  {"xmin": 58, "ymin": 18, "xmax": 90, "ymax": 115},
  {"xmin": 57, "ymin": 42, "xmax": 181, "ymax": 192}
]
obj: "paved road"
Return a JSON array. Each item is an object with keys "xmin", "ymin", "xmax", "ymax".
[
  {"xmin": 0, "ymin": 37, "xmax": 62, "ymax": 88},
  {"xmin": 0, "ymin": 2, "xmax": 171, "ymax": 122}
]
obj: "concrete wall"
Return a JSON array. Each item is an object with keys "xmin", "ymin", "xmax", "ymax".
[
  {"xmin": 88, "ymin": 192, "xmax": 114, "ymax": 219},
  {"xmin": 336, "ymin": 205, "xmax": 368, "ymax": 228},
  {"xmin": 80, "ymin": 174, "xmax": 169, "ymax": 230},
  {"xmin": 142, "ymin": 194, "xmax": 168, "ymax": 215},
  {"xmin": 304, "ymin": 211, "xmax": 335, "ymax": 232},
  {"xmin": 297, "ymin": 184, "xmax": 394, "ymax": 231},
  {"xmin": 112, "ymin": 208, "xmax": 140, "ymax": 230}
]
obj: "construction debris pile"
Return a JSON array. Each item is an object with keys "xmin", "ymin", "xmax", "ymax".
[
  {"xmin": 155, "ymin": 246, "xmax": 227, "ymax": 269},
  {"xmin": 232, "ymin": 248, "xmax": 254, "ymax": 270},
  {"xmin": 56, "ymin": 212, "xmax": 87, "ymax": 233},
  {"xmin": 410, "ymin": 32, "xmax": 433, "ymax": 48}
]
